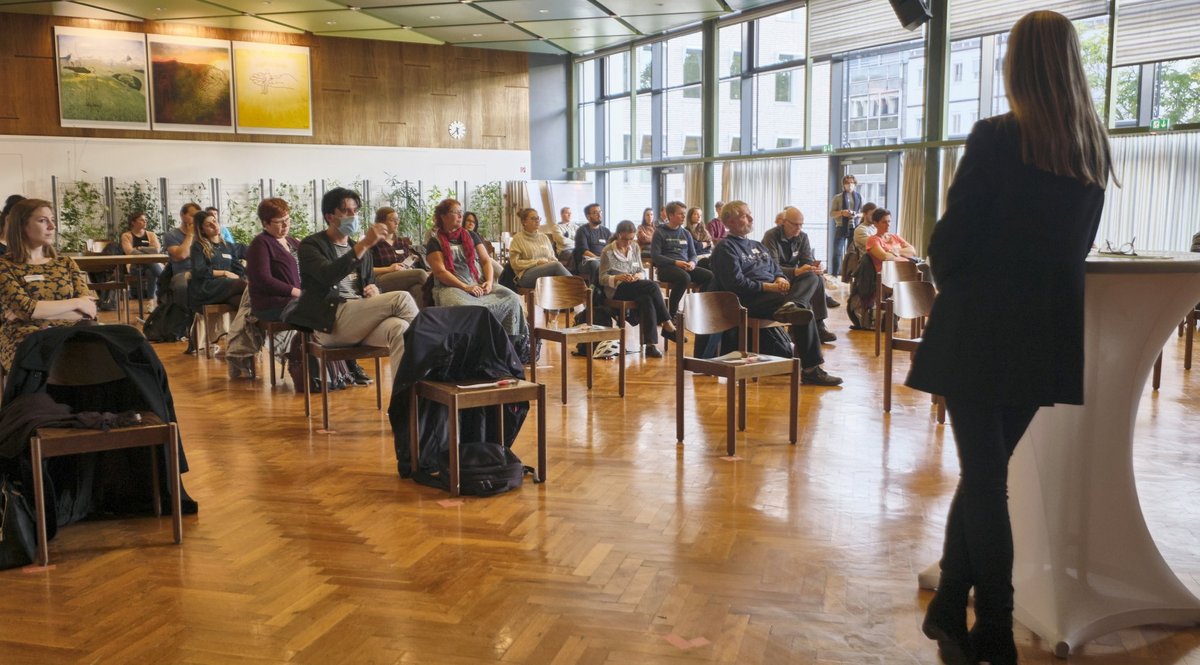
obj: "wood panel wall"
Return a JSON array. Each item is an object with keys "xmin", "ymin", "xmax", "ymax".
[{"xmin": 0, "ymin": 12, "xmax": 530, "ymax": 151}]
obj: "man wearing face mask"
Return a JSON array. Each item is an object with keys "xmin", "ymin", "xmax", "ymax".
[
  {"xmin": 828, "ymin": 175, "xmax": 862, "ymax": 284},
  {"xmin": 291, "ymin": 187, "xmax": 420, "ymax": 382}
]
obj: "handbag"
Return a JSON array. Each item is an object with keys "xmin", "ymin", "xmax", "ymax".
[{"xmin": 0, "ymin": 474, "xmax": 37, "ymax": 569}]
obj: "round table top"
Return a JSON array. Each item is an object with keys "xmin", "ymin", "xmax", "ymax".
[{"xmin": 1086, "ymin": 250, "xmax": 1200, "ymax": 274}]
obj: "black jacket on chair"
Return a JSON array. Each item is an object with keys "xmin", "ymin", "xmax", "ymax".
[
  {"xmin": 906, "ymin": 114, "xmax": 1106, "ymax": 406},
  {"xmin": 0, "ymin": 324, "xmax": 197, "ymax": 539},
  {"xmin": 290, "ymin": 230, "xmax": 377, "ymax": 333},
  {"xmin": 388, "ymin": 307, "xmax": 526, "ymax": 477}
]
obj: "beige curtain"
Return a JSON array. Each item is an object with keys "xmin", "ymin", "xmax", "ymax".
[
  {"xmin": 1099, "ymin": 131, "xmax": 1200, "ymax": 251},
  {"xmin": 940, "ymin": 145, "xmax": 964, "ymax": 218},
  {"xmin": 683, "ymin": 164, "xmax": 706, "ymax": 209},
  {"xmin": 503, "ymin": 180, "xmax": 531, "ymax": 235},
  {"xmin": 899, "ymin": 149, "xmax": 926, "ymax": 255},
  {"xmin": 721, "ymin": 158, "xmax": 789, "ymax": 241}
]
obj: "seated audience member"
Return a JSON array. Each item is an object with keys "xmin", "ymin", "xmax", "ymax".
[
  {"xmin": 711, "ymin": 200, "xmax": 843, "ymax": 386},
  {"xmin": 293, "ymin": 187, "xmax": 420, "ymax": 379},
  {"xmin": 206, "ymin": 206, "xmax": 235, "ymax": 245},
  {"xmin": 573, "ymin": 203, "xmax": 611, "ymax": 284},
  {"xmin": 0, "ymin": 194, "xmax": 26, "ymax": 256},
  {"xmin": 370, "ymin": 206, "xmax": 429, "ymax": 306},
  {"xmin": 510, "ymin": 208, "xmax": 571, "ymax": 289},
  {"xmin": 1192, "ymin": 230, "xmax": 1200, "ymax": 253},
  {"xmin": 706, "ymin": 200, "xmax": 727, "ymax": 242},
  {"xmin": 652, "ymin": 200, "xmax": 713, "ymax": 316},
  {"xmin": 426, "ymin": 197, "xmax": 529, "ymax": 350},
  {"xmin": 637, "ymin": 208, "xmax": 656, "ymax": 257},
  {"xmin": 852, "ymin": 202, "xmax": 879, "ymax": 253},
  {"xmin": 542, "ymin": 206, "xmax": 576, "ymax": 264},
  {"xmin": 0, "ymin": 198, "xmax": 95, "ymax": 370},
  {"xmin": 865, "ymin": 208, "xmax": 917, "ymax": 270},
  {"xmin": 120, "ymin": 211, "xmax": 163, "ymax": 302},
  {"xmin": 686, "ymin": 206, "xmax": 714, "ymax": 266},
  {"xmin": 188, "ymin": 208, "xmax": 247, "ymax": 313},
  {"xmin": 598, "ymin": 220, "xmax": 677, "ymax": 358},
  {"xmin": 762, "ymin": 206, "xmax": 836, "ymax": 343},
  {"xmin": 164, "ymin": 201, "xmax": 202, "ymax": 306},
  {"xmin": 841, "ymin": 202, "xmax": 877, "ymax": 283}
]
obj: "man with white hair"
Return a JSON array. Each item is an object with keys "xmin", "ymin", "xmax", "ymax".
[{"xmin": 762, "ymin": 206, "xmax": 836, "ymax": 343}]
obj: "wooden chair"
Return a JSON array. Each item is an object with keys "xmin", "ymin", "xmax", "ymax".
[
  {"xmin": 675, "ymin": 291, "xmax": 800, "ymax": 456},
  {"xmin": 875, "ymin": 261, "xmax": 921, "ymax": 356},
  {"xmin": 1184, "ymin": 305, "xmax": 1199, "ymax": 370},
  {"xmin": 255, "ymin": 319, "xmax": 295, "ymax": 385},
  {"xmin": 883, "ymin": 280, "xmax": 945, "ymax": 423},
  {"xmin": 190, "ymin": 303, "xmax": 236, "ymax": 358},
  {"xmin": 408, "ymin": 379, "xmax": 546, "ymax": 497},
  {"xmin": 302, "ymin": 333, "xmax": 388, "ymax": 431},
  {"xmin": 527, "ymin": 276, "xmax": 624, "ymax": 404},
  {"xmin": 27, "ymin": 340, "xmax": 182, "ymax": 565}
]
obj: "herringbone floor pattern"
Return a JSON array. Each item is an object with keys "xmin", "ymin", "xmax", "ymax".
[{"xmin": 2, "ymin": 297, "xmax": 1199, "ymax": 664}]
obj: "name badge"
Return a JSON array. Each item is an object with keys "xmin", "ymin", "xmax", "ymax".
[
  {"xmin": 23, "ymin": 274, "xmax": 45, "ymax": 282},
  {"xmin": 221, "ymin": 253, "xmax": 232, "ymax": 259}
]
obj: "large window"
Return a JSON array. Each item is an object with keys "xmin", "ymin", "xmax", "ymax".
[
  {"xmin": 1154, "ymin": 57, "xmax": 1200, "ymax": 125},
  {"xmin": 608, "ymin": 169, "xmax": 653, "ymax": 224},
  {"xmin": 841, "ymin": 41, "xmax": 923, "ymax": 148},
  {"xmin": 663, "ymin": 32, "xmax": 704, "ymax": 158}
]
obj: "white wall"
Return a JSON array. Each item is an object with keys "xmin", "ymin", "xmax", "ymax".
[{"xmin": 0, "ymin": 134, "xmax": 531, "ymax": 202}]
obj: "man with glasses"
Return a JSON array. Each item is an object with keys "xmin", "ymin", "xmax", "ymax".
[
  {"xmin": 290, "ymin": 187, "xmax": 419, "ymax": 384},
  {"xmin": 573, "ymin": 203, "xmax": 611, "ymax": 284},
  {"xmin": 763, "ymin": 207, "xmax": 836, "ymax": 343}
]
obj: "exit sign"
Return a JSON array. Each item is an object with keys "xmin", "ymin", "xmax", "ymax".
[
  {"xmin": 821, "ymin": 144, "xmax": 834, "ymax": 153},
  {"xmin": 1150, "ymin": 117, "xmax": 1173, "ymax": 132}
]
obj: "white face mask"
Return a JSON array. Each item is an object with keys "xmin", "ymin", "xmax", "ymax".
[{"xmin": 844, "ymin": 183, "xmax": 856, "ymax": 193}]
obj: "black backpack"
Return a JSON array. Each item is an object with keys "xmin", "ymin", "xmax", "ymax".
[
  {"xmin": 414, "ymin": 440, "xmax": 537, "ymax": 497},
  {"xmin": 142, "ymin": 303, "xmax": 192, "ymax": 342}
]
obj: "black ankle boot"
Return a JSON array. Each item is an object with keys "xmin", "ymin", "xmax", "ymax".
[
  {"xmin": 970, "ymin": 618, "xmax": 1016, "ymax": 665},
  {"xmin": 922, "ymin": 582, "xmax": 976, "ymax": 665}
]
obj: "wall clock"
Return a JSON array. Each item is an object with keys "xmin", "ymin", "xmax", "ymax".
[{"xmin": 448, "ymin": 121, "xmax": 466, "ymax": 140}]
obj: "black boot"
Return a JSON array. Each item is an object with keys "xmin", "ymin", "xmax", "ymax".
[
  {"xmin": 971, "ymin": 585, "xmax": 1016, "ymax": 665},
  {"xmin": 922, "ymin": 579, "xmax": 976, "ymax": 665}
]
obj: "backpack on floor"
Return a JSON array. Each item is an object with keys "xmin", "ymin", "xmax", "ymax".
[
  {"xmin": 414, "ymin": 439, "xmax": 536, "ymax": 497},
  {"xmin": 142, "ymin": 303, "xmax": 191, "ymax": 342}
]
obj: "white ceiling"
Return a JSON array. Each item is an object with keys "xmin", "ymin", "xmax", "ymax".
[{"xmin": 0, "ymin": 0, "xmax": 788, "ymax": 54}]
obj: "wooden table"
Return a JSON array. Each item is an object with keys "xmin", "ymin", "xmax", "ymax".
[{"xmin": 69, "ymin": 253, "xmax": 169, "ymax": 319}]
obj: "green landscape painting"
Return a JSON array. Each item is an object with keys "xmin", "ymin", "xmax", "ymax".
[{"xmin": 55, "ymin": 26, "xmax": 149, "ymax": 129}]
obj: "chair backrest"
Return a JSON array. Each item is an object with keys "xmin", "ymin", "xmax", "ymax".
[
  {"xmin": 679, "ymin": 291, "xmax": 744, "ymax": 335},
  {"xmin": 533, "ymin": 275, "xmax": 589, "ymax": 312},
  {"xmin": 891, "ymin": 280, "xmax": 936, "ymax": 320},
  {"xmin": 880, "ymin": 260, "xmax": 920, "ymax": 288}
]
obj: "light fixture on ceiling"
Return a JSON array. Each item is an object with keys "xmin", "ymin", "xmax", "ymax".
[
  {"xmin": 326, "ymin": 20, "xmax": 336, "ymax": 25},
  {"xmin": 472, "ymin": 33, "xmax": 483, "ymax": 37},
  {"xmin": 348, "ymin": 5, "xmax": 360, "ymax": 10},
  {"xmin": 429, "ymin": 15, "xmax": 440, "ymax": 19},
  {"xmin": 538, "ymin": 9, "xmax": 549, "ymax": 13}
]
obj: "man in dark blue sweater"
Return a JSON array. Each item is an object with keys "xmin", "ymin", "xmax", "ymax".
[
  {"xmin": 711, "ymin": 200, "xmax": 843, "ymax": 386},
  {"xmin": 652, "ymin": 201, "xmax": 713, "ymax": 316},
  {"xmin": 573, "ymin": 203, "xmax": 611, "ymax": 284}
]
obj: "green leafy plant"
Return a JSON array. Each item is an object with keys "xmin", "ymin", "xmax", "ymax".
[
  {"xmin": 468, "ymin": 181, "xmax": 503, "ymax": 240},
  {"xmin": 113, "ymin": 179, "xmax": 162, "ymax": 233},
  {"xmin": 223, "ymin": 183, "xmax": 262, "ymax": 246},
  {"xmin": 275, "ymin": 181, "xmax": 315, "ymax": 239},
  {"xmin": 380, "ymin": 174, "xmax": 430, "ymax": 242},
  {"xmin": 58, "ymin": 180, "xmax": 108, "ymax": 252},
  {"xmin": 179, "ymin": 182, "xmax": 208, "ymax": 210}
]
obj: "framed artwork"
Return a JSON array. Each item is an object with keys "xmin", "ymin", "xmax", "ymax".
[
  {"xmin": 54, "ymin": 26, "xmax": 150, "ymax": 130},
  {"xmin": 147, "ymin": 34, "xmax": 234, "ymax": 133},
  {"xmin": 232, "ymin": 41, "xmax": 312, "ymax": 136}
]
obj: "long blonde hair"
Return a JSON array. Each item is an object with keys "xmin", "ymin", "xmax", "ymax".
[{"xmin": 1004, "ymin": 10, "xmax": 1113, "ymax": 188}]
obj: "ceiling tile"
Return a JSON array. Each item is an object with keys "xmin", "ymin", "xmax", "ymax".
[
  {"xmin": 160, "ymin": 14, "xmax": 305, "ymax": 32},
  {"xmin": 549, "ymin": 34, "xmax": 637, "ymax": 54},
  {"xmin": 364, "ymin": 3, "xmax": 489, "ymax": 28},
  {"xmin": 724, "ymin": 0, "xmax": 785, "ymax": 9},
  {"xmin": 328, "ymin": 0, "xmax": 461, "ymax": 7},
  {"xmin": 0, "ymin": 1, "xmax": 139, "ymax": 20},
  {"xmin": 261, "ymin": 8, "xmax": 396, "ymax": 31},
  {"xmin": 596, "ymin": 0, "xmax": 723, "ymax": 15},
  {"xmin": 200, "ymin": 0, "xmax": 346, "ymax": 13},
  {"xmin": 517, "ymin": 17, "xmax": 633, "ymax": 39},
  {"xmin": 319, "ymin": 27, "xmax": 443, "ymax": 44},
  {"xmin": 81, "ymin": 0, "xmax": 235, "ymax": 19},
  {"xmin": 465, "ymin": 38, "xmax": 567, "ymax": 55},
  {"xmin": 474, "ymin": 0, "xmax": 608, "ymax": 23},
  {"xmin": 622, "ymin": 11, "xmax": 722, "ymax": 34},
  {"xmin": 416, "ymin": 22, "xmax": 531, "ymax": 43}
]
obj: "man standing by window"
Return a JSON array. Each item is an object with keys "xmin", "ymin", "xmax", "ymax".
[{"xmin": 828, "ymin": 175, "xmax": 862, "ymax": 284}]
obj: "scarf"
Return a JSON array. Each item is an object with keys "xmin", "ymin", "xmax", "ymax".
[{"xmin": 437, "ymin": 226, "xmax": 479, "ymax": 282}]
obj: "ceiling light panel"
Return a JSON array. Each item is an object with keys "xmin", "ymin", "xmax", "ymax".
[
  {"xmin": 319, "ymin": 27, "xmax": 444, "ymax": 44},
  {"xmin": 260, "ymin": 8, "xmax": 395, "ymax": 31},
  {"xmin": 0, "ymin": 1, "xmax": 140, "ymax": 20},
  {"xmin": 475, "ymin": 0, "xmax": 607, "ymax": 23},
  {"xmin": 517, "ymin": 17, "xmax": 633, "ymax": 39},
  {"xmin": 622, "ymin": 10, "xmax": 723, "ymax": 33},
  {"xmin": 416, "ymin": 21, "xmax": 530, "ymax": 43},
  {"xmin": 80, "ymin": 0, "xmax": 236, "ymax": 19},
  {"xmin": 597, "ymin": 0, "xmax": 723, "ymax": 14},
  {"xmin": 465, "ymin": 39, "xmax": 568, "ymax": 55},
  {"xmin": 200, "ymin": 0, "xmax": 346, "ymax": 13},
  {"xmin": 327, "ymin": 0, "xmax": 463, "ymax": 7},
  {"xmin": 364, "ymin": 3, "xmax": 488, "ymax": 28},
  {"xmin": 159, "ymin": 14, "xmax": 306, "ymax": 32}
]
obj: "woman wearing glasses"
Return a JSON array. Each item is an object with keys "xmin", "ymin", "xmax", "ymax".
[
  {"xmin": 509, "ymin": 208, "xmax": 570, "ymax": 289},
  {"xmin": 908, "ymin": 11, "xmax": 1114, "ymax": 665}
]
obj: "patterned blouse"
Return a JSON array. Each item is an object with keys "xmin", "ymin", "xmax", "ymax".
[{"xmin": 0, "ymin": 255, "xmax": 92, "ymax": 369}]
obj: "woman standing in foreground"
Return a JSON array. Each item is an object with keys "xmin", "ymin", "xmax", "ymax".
[{"xmin": 906, "ymin": 11, "xmax": 1113, "ymax": 665}]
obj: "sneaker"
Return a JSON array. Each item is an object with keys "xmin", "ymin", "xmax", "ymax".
[
  {"xmin": 348, "ymin": 362, "xmax": 373, "ymax": 386},
  {"xmin": 802, "ymin": 365, "xmax": 843, "ymax": 386},
  {"xmin": 772, "ymin": 302, "xmax": 814, "ymax": 327},
  {"xmin": 819, "ymin": 327, "xmax": 838, "ymax": 343},
  {"xmin": 826, "ymin": 296, "xmax": 841, "ymax": 308},
  {"xmin": 644, "ymin": 345, "xmax": 663, "ymax": 358}
]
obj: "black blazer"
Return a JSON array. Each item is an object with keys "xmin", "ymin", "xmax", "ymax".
[
  {"xmin": 906, "ymin": 114, "xmax": 1106, "ymax": 406},
  {"xmin": 291, "ymin": 230, "xmax": 376, "ymax": 333}
]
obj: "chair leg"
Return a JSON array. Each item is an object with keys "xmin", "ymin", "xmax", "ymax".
[
  {"xmin": 737, "ymin": 378, "xmax": 746, "ymax": 431},
  {"xmin": 529, "ymin": 333, "xmax": 539, "ymax": 383},
  {"xmin": 536, "ymin": 383, "xmax": 547, "ymax": 481},
  {"xmin": 935, "ymin": 395, "xmax": 946, "ymax": 424},
  {"xmin": 268, "ymin": 330, "xmax": 277, "ymax": 387},
  {"xmin": 302, "ymin": 335, "xmax": 312, "ymax": 416},
  {"xmin": 409, "ymin": 389, "xmax": 420, "ymax": 478},
  {"xmin": 1186, "ymin": 310, "xmax": 1195, "ymax": 370},
  {"xmin": 168, "ymin": 423, "xmax": 182, "ymax": 544},
  {"xmin": 617, "ymin": 333, "xmax": 626, "ymax": 398},
  {"xmin": 586, "ymin": 338, "xmax": 593, "ymax": 391},
  {"xmin": 31, "ymin": 436, "xmax": 48, "ymax": 566},
  {"xmin": 150, "ymin": 446, "xmax": 162, "ymax": 518},
  {"xmin": 883, "ymin": 345, "xmax": 893, "ymax": 414},
  {"xmin": 319, "ymin": 352, "xmax": 330, "ymax": 430},
  {"xmin": 676, "ymin": 364, "xmax": 685, "ymax": 444},
  {"xmin": 374, "ymin": 357, "xmax": 383, "ymax": 410},
  {"xmin": 1153, "ymin": 352, "xmax": 1162, "ymax": 391},
  {"xmin": 448, "ymin": 396, "xmax": 460, "ymax": 497},
  {"xmin": 789, "ymin": 359, "xmax": 799, "ymax": 444},
  {"xmin": 560, "ymin": 340, "xmax": 568, "ymax": 405},
  {"xmin": 874, "ymin": 301, "xmax": 883, "ymax": 357},
  {"xmin": 726, "ymin": 377, "xmax": 736, "ymax": 457}
]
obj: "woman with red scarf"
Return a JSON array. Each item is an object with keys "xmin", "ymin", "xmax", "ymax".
[{"xmin": 425, "ymin": 197, "xmax": 528, "ymax": 346}]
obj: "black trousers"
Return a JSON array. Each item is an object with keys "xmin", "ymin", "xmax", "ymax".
[
  {"xmin": 787, "ymin": 270, "xmax": 828, "ymax": 323},
  {"xmin": 742, "ymin": 291, "xmax": 823, "ymax": 368},
  {"xmin": 656, "ymin": 263, "xmax": 713, "ymax": 315},
  {"xmin": 612, "ymin": 280, "xmax": 669, "ymax": 344},
  {"xmin": 940, "ymin": 397, "xmax": 1039, "ymax": 619}
]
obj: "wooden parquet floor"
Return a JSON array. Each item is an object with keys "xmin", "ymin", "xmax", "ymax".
[{"xmin": 3, "ymin": 296, "xmax": 1200, "ymax": 664}]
